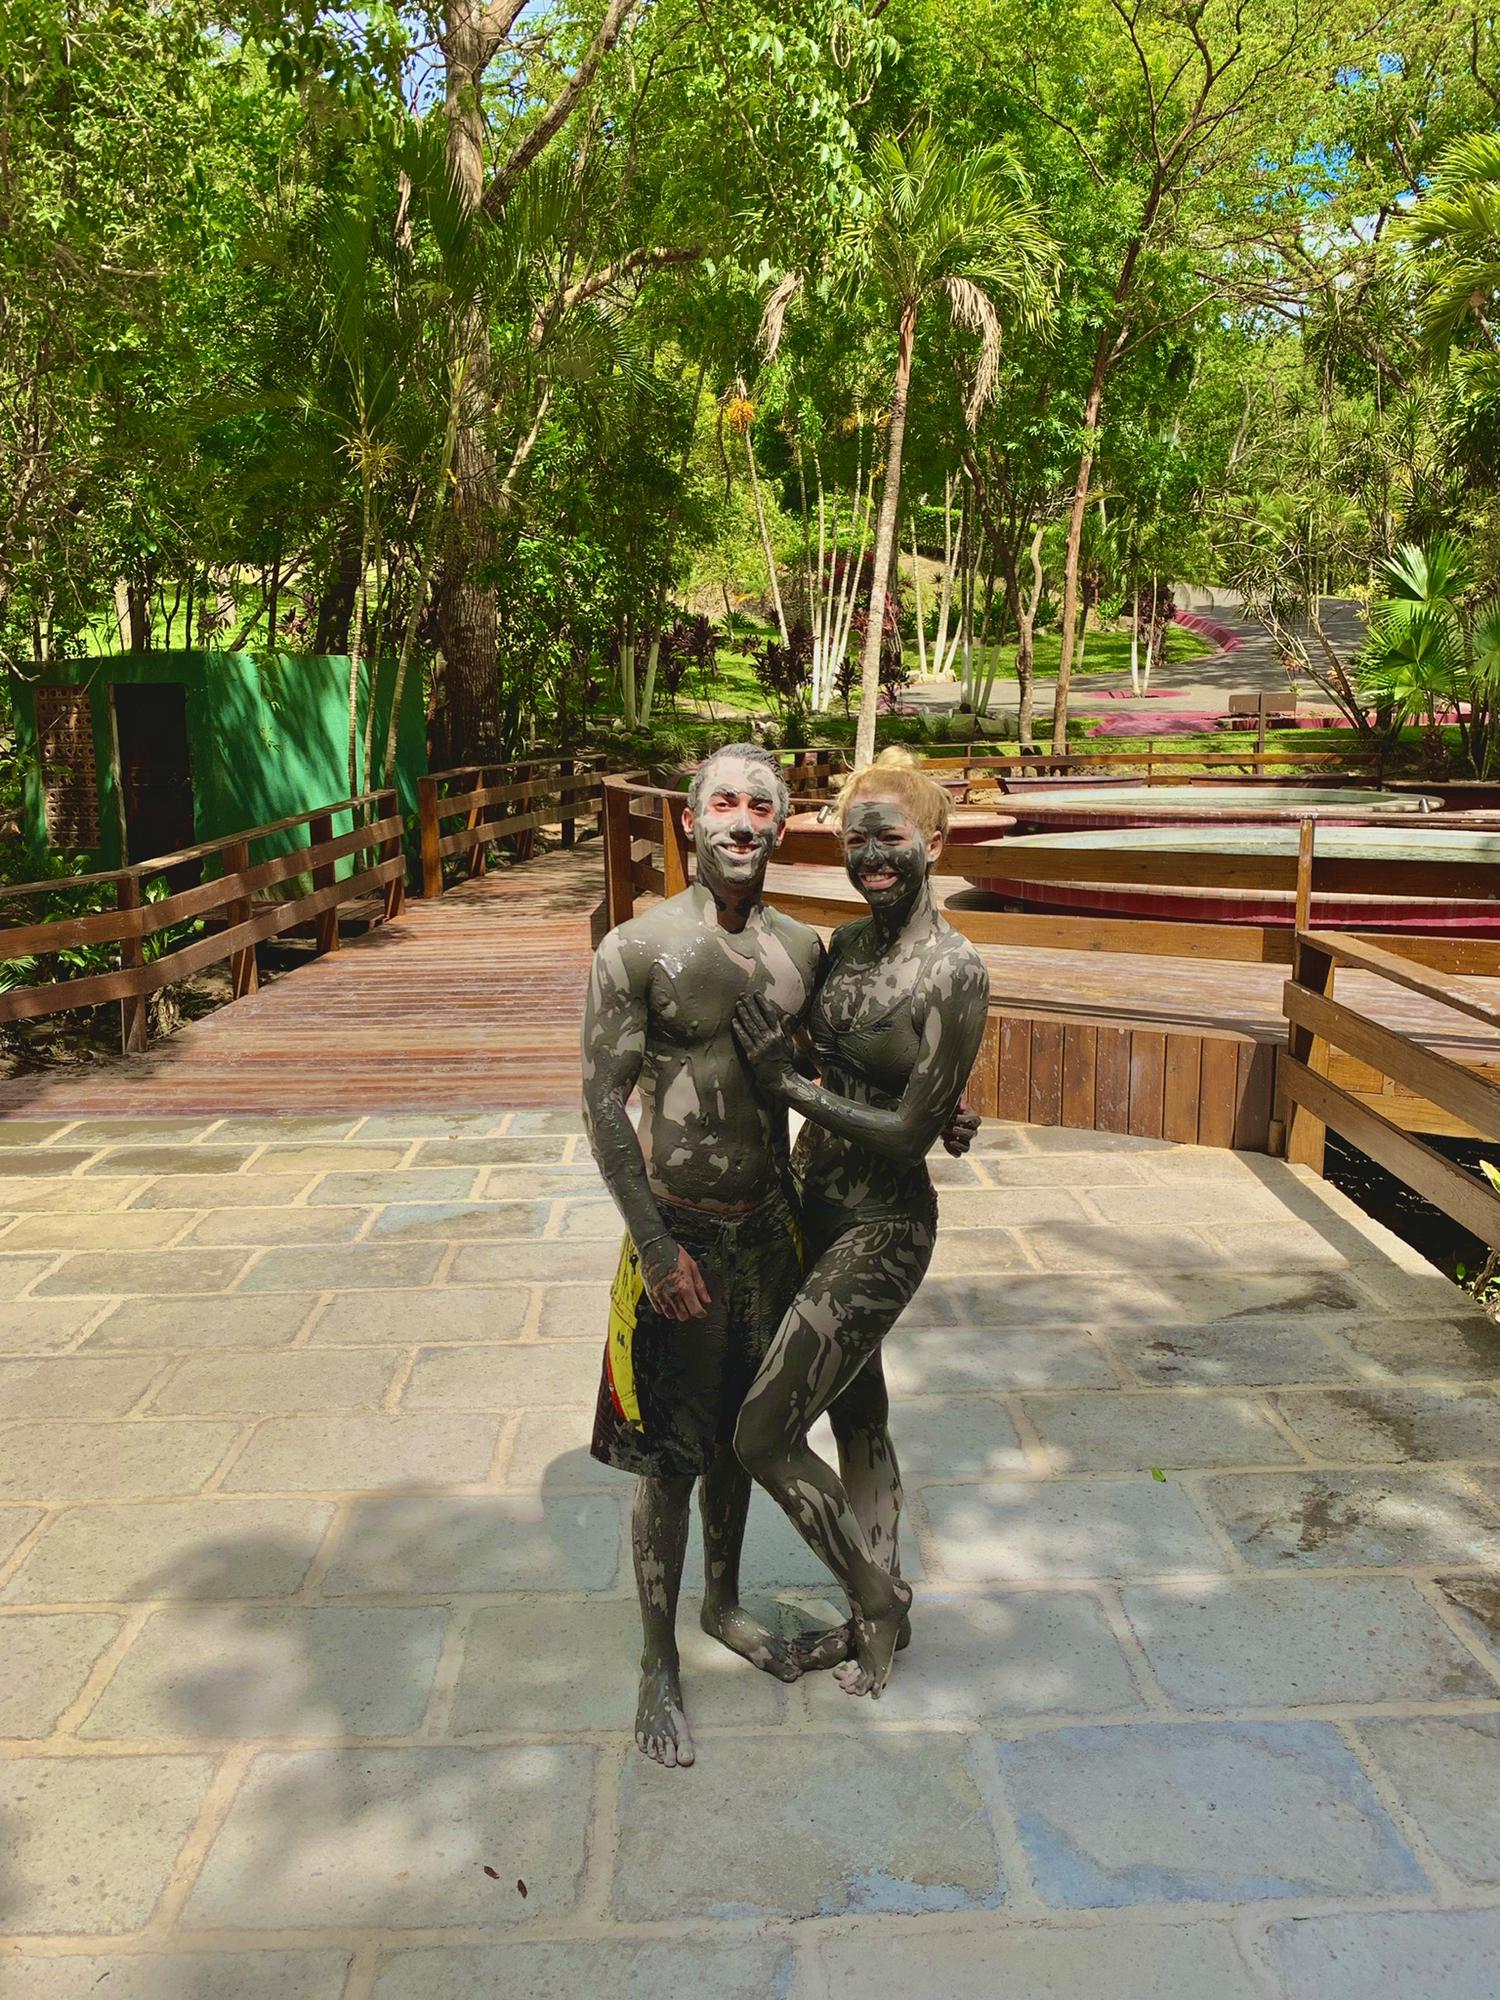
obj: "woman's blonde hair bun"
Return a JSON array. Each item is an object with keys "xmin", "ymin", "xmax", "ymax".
[{"xmin": 836, "ymin": 744, "xmax": 951, "ymax": 838}]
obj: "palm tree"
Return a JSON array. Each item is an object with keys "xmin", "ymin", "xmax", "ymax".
[
  {"xmin": 836, "ymin": 130, "xmax": 1054, "ymax": 765},
  {"xmin": 1359, "ymin": 536, "xmax": 1500, "ymax": 775}
]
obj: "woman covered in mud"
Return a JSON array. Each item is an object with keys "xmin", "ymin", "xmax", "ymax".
[{"xmin": 731, "ymin": 748, "xmax": 990, "ymax": 1698}]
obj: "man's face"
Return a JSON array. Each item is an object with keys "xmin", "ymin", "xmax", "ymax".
[
  {"xmin": 841, "ymin": 794, "xmax": 940, "ymax": 915},
  {"xmin": 682, "ymin": 753, "xmax": 784, "ymax": 893}
]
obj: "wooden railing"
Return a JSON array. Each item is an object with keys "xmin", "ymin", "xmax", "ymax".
[
  {"xmin": 1279, "ymin": 931, "xmax": 1500, "ymax": 1248},
  {"xmin": 0, "ymin": 791, "xmax": 404, "ymax": 1052},
  {"xmin": 600, "ymin": 780, "xmax": 1500, "ymax": 980},
  {"xmin": 416, "ymin": 755, "xmax": 608, "ymax": 899}
]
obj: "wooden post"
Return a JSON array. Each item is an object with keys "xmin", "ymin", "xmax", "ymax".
[
  {"xmin": 1295, "ymin": 817, "xmax": 1315, "ymax": 935},
  {"xmin": 380, "ymin": 791, "xmax": 405, "ymax": 921},
  {"xmin": 662, "ymin": 793, "xmax": 691, "ymax": 896},
  {"xmin": 467, "ymin": 768, "xmax": 488, "ymax": 879},
  {"xmin": 1145, "ymin": 741, "xmax": 1155, "ymax": 783},
  {"xmin": 418, "ymin": 776, "xmax": 443, "ymax": 897},
  {"xmin": 559, "ymin": 757, "xmax": 576, "ymax": 850},
  {"xmin": 512, "ymin": 759, "xmax": 536, "ymax": 864},
  {"xmin": 116, "ymin": 870, "xmax": 148, "ymax": 1054},
  {"xmin": 223, "ymin": 839, "xmax": 258, "ymax": 999},
  {"xmin": 603, "ymin": 784, "xmax": 635, "ymax": 929},
  {"xmin": 310, "ymin": 811, "xmax": 340, "ymax": 955},
  {"xmin": 1282, "ymin": 933, "xmax": 1336, "ymax": 1172}
]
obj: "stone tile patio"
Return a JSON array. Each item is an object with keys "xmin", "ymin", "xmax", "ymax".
[{"xmin": 2, "ymin": 1113, "xmax": 1500, "ymax": 1997}]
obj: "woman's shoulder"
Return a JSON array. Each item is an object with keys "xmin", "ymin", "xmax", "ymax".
[{"xmin": 924, "ymin": 923, "xmax": 990, "ymax": 1000}]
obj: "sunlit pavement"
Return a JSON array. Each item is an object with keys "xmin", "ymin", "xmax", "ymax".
[{"xmin": 3, "ymin": 1111, "xmax": 1500, "ymax": 1997}]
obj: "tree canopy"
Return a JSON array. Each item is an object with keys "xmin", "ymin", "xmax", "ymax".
[{"xmin": 1, "ymin": 0, "xmax": 1496, "ymax": 777}]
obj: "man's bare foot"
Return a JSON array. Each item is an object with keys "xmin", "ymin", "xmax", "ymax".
[
  {"xmin": 789, "ymin": 1609, "xmax": 912, "ymax": 1674},
  {"xmin": 834, "ymin": 1580, "xmax": 914, "ymax": 1698},
  {"xmin": 636, "ymin": 1662, "xmax": 694, "ymax": 1767},
  {"xmin": 700, "ymin": 1602, "xmax": 802, "ymax": 1682}
]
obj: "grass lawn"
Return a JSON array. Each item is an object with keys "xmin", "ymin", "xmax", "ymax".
[{"xmin": 908, "ymin": 622, "xmax": 1213, "ymax": 682}]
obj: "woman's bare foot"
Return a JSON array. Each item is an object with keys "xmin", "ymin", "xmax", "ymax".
[
  {"xmin": 700, "ymin": 1601, "xmax": 803, "ymax": 1681},
  {"xmin": 636, "ymin": 1662, "xmax": 694, "ymax": 1767},
  {"xmin": 834, "ymin": 1580, "xmax": 913, "ymax": 1698},
  {"xmin": 790, "ymin": 1609, "xmax": 912, "ymax": 1674}
]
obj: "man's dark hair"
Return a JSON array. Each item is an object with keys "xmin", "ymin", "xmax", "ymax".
[{"xmin": 687, "ymin": 742, "xmax": 790, "ymax": 822}]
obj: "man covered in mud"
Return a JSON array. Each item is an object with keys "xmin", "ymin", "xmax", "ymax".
[
  {"xmin": 582, "ymin": 742, "xmax": 978, "ymax": 1768},
  {"xmin": 582, "ymin": 744, "xmax": 818, "ymax": 1769}
]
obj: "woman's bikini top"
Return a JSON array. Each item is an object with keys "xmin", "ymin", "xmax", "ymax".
[{"xmin": 809, "ymin": 937, "xmax": 924, "ymax": 1103}]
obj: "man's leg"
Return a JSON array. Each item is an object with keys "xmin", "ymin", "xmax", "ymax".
[
  {"xmin": 698, "ymin": 1446, "xmax": 802, "ymax": 1681},
  {"xmin": 632, "ymin": 1473, "xmax": 695, "ymax": 1767}
]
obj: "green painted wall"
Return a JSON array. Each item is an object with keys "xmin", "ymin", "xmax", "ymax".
[{"xmin": 12, "ymin": 652, "xmax": 427, "ymax": 872}]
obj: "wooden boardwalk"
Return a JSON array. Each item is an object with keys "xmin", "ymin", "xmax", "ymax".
[
  {"xmin": 3, "ymin": 841, "xmax": 1498, "ymax": 1124},
  {"xmin": 0, "ymin": 851, "xmax": 602, "ymax": 1118}
]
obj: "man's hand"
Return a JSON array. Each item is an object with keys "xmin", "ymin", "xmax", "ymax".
[
  {"xmin": 732, "ymin": 994, "xmax": 798, "ymax": 1097},
  {"xmin": 941, "ymin": 1095, "xmax": 981, "ymax": 1158},
  {"xmin": 643, "ymin": 1241, "xmax": 712, "ymax": 1321}
]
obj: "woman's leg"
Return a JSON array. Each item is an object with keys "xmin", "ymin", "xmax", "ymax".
[{"xmin": 733, "ymin": 1215, "xmax": 931, "ymax": 1694}]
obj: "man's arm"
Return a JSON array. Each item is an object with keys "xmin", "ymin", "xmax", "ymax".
[
  {"xmin": 581, "ymin": 932, "xmax": 708, "ymax": 1318},
  {"xmin": 735, "ymin": 955, "xmax": 990, "ymax": 1166}
]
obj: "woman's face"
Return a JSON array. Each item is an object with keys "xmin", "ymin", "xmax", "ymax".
[{"xmin": 841, "ymin": 793, "xmax": 943, "ymax": 915}]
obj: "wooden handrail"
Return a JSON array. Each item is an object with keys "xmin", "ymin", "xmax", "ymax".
[
  {"xmin": 416, "ymin": 757, "xmax": 619, "ymax": 898},
  {"xmin": 1278, "ymin": 922, "xmax": 1500, "ymax": 1247},
  {"xmin": 1, "ymin": 791, "xmax": 404, "ymax": 1049},
  {"xmin": 0, "ymin": 789, "xmax": 397, "ymax": 902}
]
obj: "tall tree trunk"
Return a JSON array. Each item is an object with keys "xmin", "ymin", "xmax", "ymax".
[
  {"xmin": 439, "ymin": 2, "xmax": 503, "ymax": 766},
  {"xmin": 743, "ymin": 425, "xmax": 790, "ymax": 645},
  {"xmin": 856, "ymin": 304, "xmax": 916, "ymax": 767},
  {"xmin": 316, "ymin": 531, "xmax": 360, "ymax": 653},
  {"xmin": 1049, "ymin": 360, "xmax": 1106, "ymax": 752}
]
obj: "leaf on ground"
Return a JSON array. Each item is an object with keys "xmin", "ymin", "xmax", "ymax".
[
  {"xmin": 1150, "ymin": 1466, "xmax": 1167, "ymax": 1482},
  {"xmin": 517, "ymin": 1878, "xmax": 529, "ymax": 1898},
  {"xmin": 482, "ymin": 1865, "xmax": 499, "ymax": 1880}
]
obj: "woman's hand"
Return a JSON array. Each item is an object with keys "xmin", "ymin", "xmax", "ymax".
[{"xmin": 732, "ymin": 994, "xmax": 799, "ymax": 1097}]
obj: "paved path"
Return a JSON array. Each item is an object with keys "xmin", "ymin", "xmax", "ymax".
[
  {"xmin": 4, "ymin": 1112, "xmax": 1500, "ymax": 1996},
  {"xmin": 907, "ymin": 598, "xmax": 1369, "ymax": 735}
]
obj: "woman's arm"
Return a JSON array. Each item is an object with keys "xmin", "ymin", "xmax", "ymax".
[{"xmin": 734, "ymin": 950, "xmax": 990, "ymax": 1164}]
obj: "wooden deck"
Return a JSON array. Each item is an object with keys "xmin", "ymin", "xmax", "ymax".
[
  {"xmin": 3, "ymin": 843, "xmax": 1498, "ymax": 1131},
  {"xmin": 0, "ymin": 852, "xmax": 600, "ymax": 1118}
]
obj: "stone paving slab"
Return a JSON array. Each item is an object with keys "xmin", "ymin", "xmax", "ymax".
[
  {"xmin": 1263, "ymin": 1908, "xmax": 1500, "ymax": 1998},
  {"xmin": 0, "ymin": 1753, "xmax": 217, "ymax": 1933},
  {"xmin": 371, "ymin": 1940, "xmax": 792, "ymax": 2000},
  {"xmin": 921, "ymin": 1477, "xmax": 1229, "ymax": 1581},
  {"xmin": 1200, "ymin": 1468, "xmax": 1500, "ymax": 1568},
  {"xmin": 0, "ymin": 1420, "xmax": 241, "ymax": 1501},
  {"xmin": 320, "ymin": 1494, "xmax": 626, "ymax": 1596},
  {"xmin": 999, "ymin": 1720, "xmax": 1427, "ymax": 1907},
  {"xmin": 1356, "ymin": 1713, "xmax": 1500, "ymax": 1886},
  {"xmin": 0, "ymin": 1355, "xmax": 164, "ymax": 1418},
  {"xmin": 83, "ymin": 1294, "xmax": 318, "ymax": 1350},
  {"xmin": 613, "ymin": 1731, "xmax": 1004, "ymax": 1919},
  {"xmin": 5, "ymin": 1113, "xmax": 1500, "ymax": 1989},
  {"xmin": 812, "ymin": 1915, "xmax": 1264, "ymax": 1999},
  {"xmin": 220, "ymin": 1413, "xmax": 501, "ymax": 1493},
  {"xmin": 80, "ymin": 1605, "xmax": 449, "ymax": 1740},
  {"xmin": 0, "ymin": 1951, "xmax": 353, "ymax": 2000},
  {"xmin": 1020, "ymin": 1389, "xmax": 1300, "ymax": 1471},
  {"xmin": 0, "ymin": 1611, "xmax": 121, "ymax": 1736},
  {"xmin": 1, "ymin": 1499, "xmax": 334, "ymax": 1602},
  {"xmin": 1122, "ymin": 1576, "xmax": 1499, "ymax": 1709},
  {"xmin": 183, "ymin": 1745, "xmax": 594, "ymax": 1928}
]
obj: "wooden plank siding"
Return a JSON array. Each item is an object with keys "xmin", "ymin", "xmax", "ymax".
[{"xmin": 971, "ymin": 1005, "xmax": 1277, "ymax": 1151}]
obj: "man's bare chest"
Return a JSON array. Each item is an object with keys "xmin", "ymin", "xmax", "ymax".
[{"xmin": 647, "ymin": 925, "xmax": 810, "ymax": 1048}]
